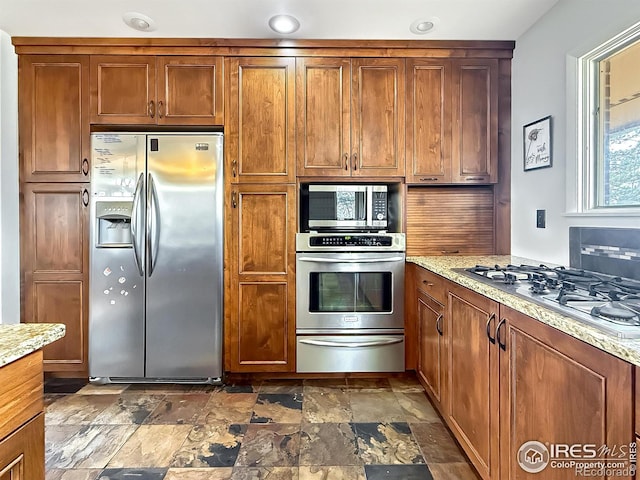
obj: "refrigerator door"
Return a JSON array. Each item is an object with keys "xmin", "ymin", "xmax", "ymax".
[
  {"xmin": 89, "ymin": 134, "xmax": 146, "ymax": 378},
  {"xmin": 145, "ymin": 134, "xmax": 223, "ymax": 378}
]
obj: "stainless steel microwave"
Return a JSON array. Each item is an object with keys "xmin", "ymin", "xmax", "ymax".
[{"xmin": 305, "ymin": 185, "xmax": 388, "ymax": 230}]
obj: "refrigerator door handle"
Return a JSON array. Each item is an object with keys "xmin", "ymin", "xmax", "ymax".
[
  {"xmin": 147, "ymin": 173, "xmax": 161, "ymax": 277},
  {"xmin": 131, "ymin": 172, "xmax": 145, "ymax": 276}
]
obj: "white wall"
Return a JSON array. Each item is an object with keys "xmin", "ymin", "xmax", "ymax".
[
  {"xmin": 511, "ymin": 0, "xmax": 640, "ymax": 265},
  {"xmin": 0, "ymin": 31, "xmax": 19, "ymax": 324}
]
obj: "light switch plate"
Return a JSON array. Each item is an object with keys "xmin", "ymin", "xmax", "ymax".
[{"xmin": 536, "ymin": 209, "xmax": 546, "ymax": 228}]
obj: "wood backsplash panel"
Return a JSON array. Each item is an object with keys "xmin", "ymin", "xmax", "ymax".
[{"xmin": 406, "ymin": 186, "xmax": 495, "ymax": 255}]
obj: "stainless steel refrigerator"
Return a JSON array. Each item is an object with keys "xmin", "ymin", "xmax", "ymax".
[{"xmin": 89, "ymin": 133, "xmax": 223, "ymax": 383}]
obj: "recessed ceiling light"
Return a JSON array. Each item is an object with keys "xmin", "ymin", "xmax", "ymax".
[
  {"xmin": 268, "ymin": 15, "xmax": 300, "ymax": 34},
  {"xmin": 123, "ymin": 12, "xmax": 156, "ymax": 32},
  {"xmin": 410, "ymin": 17, "xmax": 439, "ymax": 35}
]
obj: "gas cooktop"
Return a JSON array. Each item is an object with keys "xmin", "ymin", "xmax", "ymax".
[{"xmin": 456, "ymin": 264, "xmax": 640, "ymax": 339}]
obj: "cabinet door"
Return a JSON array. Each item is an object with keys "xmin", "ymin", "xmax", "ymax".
[
  {"xmin": 226, "ymin": 184, "xmax": 296, "ymax": 372},
  {"xmin": 417, "ymin": 290, "xmax": 445, "ymax": 406},
  {"xmin": 296, "ymin": 57, "xmax": 351, "ymax": 177},
  {"xmin": 451, "ymin": 59, "xmax": 498, "ymax": 183},
  {"xmin": 90, "ymin": 55, "xmax": 157, "ymax": 124},
  {"xmin": 21, "ymin": 184, "xmax": 89, "ymax": 375},
  {"xmin": 499, "ymin": 306, "xmax": 634, "ymax": 480},
  {"xmin": 157, "ymin": 56, "xmax": 224, "ymax": 125},
  {"xmin": 226, "ymin": 58, "xmax": 296, "ymax": 183},
  {"xmin": 0, "ymin": 414, "xmax": 44, "ymax": 480},
  {"xmin": 406, "ymin": 59, "xmax": 452, "ymax": 184},
  {"xmin": 447, "ymin": 285, "xmax": 499, "ymax": 480},
  {"xmin": 351, "ymin": 58, "xmax": 406, "ymax": 177},
  {"xmin": 19, "ymin": 55, "xmax": 90, "ymax": 182}
]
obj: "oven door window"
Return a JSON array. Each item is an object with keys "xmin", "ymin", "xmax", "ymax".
[{"xmin": 309, "ymin": 272, "xmax": 392, "ymax": 313}]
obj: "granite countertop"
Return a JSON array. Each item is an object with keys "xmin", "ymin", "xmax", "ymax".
[
  {"xmin": 407, "ymin": 255, "xmax": 640, "ymax": 368},
  {"xmin": 0, "ymin": 323, "xmax": 66, "ymax": 368}
]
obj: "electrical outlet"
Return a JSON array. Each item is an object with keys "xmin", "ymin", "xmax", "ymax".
[{"xmin": 536, "ymin": 209, "xmax": 546, "ymax": 228}]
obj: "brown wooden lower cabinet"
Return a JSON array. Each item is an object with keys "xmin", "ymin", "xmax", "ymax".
[
  {"xmin": 225, "ymin": 184, "xmax": 296, "ymax": 373},
  {"xmin": 0, "ymin": 414, "xmax": 44, "ymax": 480},
  {"xmin": 499, "ymin": 305, "xmax": 634, "ymax": 480},
  {"xmin": 411, "ymin": 264, "xmax": 635, "ymax": 480},
  {"xmin": 0, "ymin": 350, "xmax": 46, "ymax": 480},
  {"xmin": 446, "ymin": 283, "xmax": 500, "ymax": 480},
  {"xmin": 416, "ymin": 289, "xmax": 445, "ymax": 408},
  {"xmin": 21, "ymin": 183, "xmax": 89, "ymax": 376}
]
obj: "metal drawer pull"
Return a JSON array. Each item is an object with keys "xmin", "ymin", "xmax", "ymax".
[
  {"xmin": 344, "ymin": 153, "xmax": 349, "ymax": 170},
  {"xmin": 299, "ymin": 338, "xmax": 403, "ymax": 348},
  {"xmin": 419, "ymin": 177, "xmax": 439, "ymax": 181},
  {"xmin": 441, "ymin": 250, "xmax": 460, "ymax": 255},
  {"xmin": 298, "ymin": 256, "xmax": 405, "ymax": 263},
  {"xmin": 422, "ymin": 280, "xmax": 434, "ymax": 286},
  {"xmin": 465, "ymin": 176, "xmax": 486, "ymax": 181},
  {"xmin": 436, "ymin": 314, "xmax": 443, "ymax": 336},
  {"xmin": 148, "ymin": 100, "xmax": 155, "ymax": 118}
]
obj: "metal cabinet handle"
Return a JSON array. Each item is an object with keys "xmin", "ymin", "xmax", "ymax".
[
  {"xmin": 495, "ymin": 318, "xmax": 507, "ymax": 351},
  {"xmin": 441, "ymin": 250, "xmax": 460, "ymax": 255},
  {"xmin": 352, "ymin": 153, "xmax": 358, "ymax": 171},
  {"xmin": 422, "ymin": 280, "xmax": 434, "ymax": 287},
  {"xmin": 232, "ymin": 159, "xmax": 237, "ymax": 178},
  {"xmin": 148, "ymin": 100, "xmax": 155, "ymax": 118},
  {"xmin": 231, "ymin": 191, "xmax": 237, "ymax": 208},
  {"xmin": 419, "ymin": 177, "xmax": 439, "ymax": 181},
  {"xmin": 158, "ymin": 100, "xmax": 164, "ymax": 119},
  {"xmin": 436, "ymin": 314, "xmax": 443, "ymax": 336},
  {"xmin": 465, "ymin": 176, "xmax": 487, "ymax": 181},
  {"xmin": 82, "ymin": 158, "xmax": 89, "ymax": 176},
  {"xmin": 344, "ymin": 153, "xmax": 349, "ymax": 171},
  {"xmin": 486, "ymin": 313, "xmax": 496, "ymax": 344},
  {"xmin": 82, "ymin": 188, "xmax": 89, "ymax": 207}
]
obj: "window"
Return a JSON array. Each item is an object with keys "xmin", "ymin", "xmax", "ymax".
[{"xmin": 582, "ymin": 25, "xmax": 640, "ymax": 210}]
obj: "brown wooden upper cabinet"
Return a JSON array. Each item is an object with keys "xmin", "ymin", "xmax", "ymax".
[
  {"xmin": 296, "ymin": 57, "xmax": 405, "ymax": 177},
  {"xmin": 226, "ymin": 57, "xmax": 296, "ymax": 183},
  {"xmin": 406, "ymin": 58, "xmax": 498, "ymax": 184},
  {"xmin": 90, "ymin": 56, "xmax": 223, "ymax": 125},
  {"xmin": 19, "ymin": 55, "xmax": 90, "ymax": 183}
]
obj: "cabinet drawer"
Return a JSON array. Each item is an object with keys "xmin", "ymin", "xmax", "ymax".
[
  {"xmin": 0, "ymin": 351, "xmax": 43, "ymax": 441},
  {"xmin": 297, "ymin": 335, "xmax": 405, "ymax": 373},
  {"xmin": 0, "ymin": 413, "xmax": 44, "ymax": 480},
  {"xmin": 415, "ymin": 267, "xmax": 446, "ymax": 304}
]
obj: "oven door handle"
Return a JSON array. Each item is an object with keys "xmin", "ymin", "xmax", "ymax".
[
  {"xmin": 298, "ymin": 338, "xmax": 404, "ymax": 348},
  {"xmin": 297, "ymin": 256, "xmax": 405, "ymax": 263}
]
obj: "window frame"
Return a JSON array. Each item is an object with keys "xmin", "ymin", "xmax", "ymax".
[{"xmin": 579, "ymin": 22, "xmax": 640, "ymax": 214}]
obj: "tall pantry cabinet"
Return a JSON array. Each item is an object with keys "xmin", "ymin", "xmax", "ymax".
[
  {"xmin": 224, "ymin": 57, "xmax": 297, "ymax": 372},
  {"xmin": 19, "ymin": 55, "xmax": 90, "ymax": 376}
]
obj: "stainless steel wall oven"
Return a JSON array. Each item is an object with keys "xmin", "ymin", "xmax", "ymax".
[{"xmin": 295, "ymin": 232, "xmax": 405, "ymax": 373}]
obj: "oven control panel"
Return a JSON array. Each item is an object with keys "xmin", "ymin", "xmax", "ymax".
[
  {"xmin": 309, "ymin": 235, "xmax": 393, "ymax": 247},
  {"xmin": 296, "ymin": 232, "xmax": 406, "ymax": 252}
]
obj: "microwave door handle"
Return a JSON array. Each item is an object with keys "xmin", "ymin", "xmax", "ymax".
[
  {"xmin": 299, "ymin": 338, "xmax": 403, "ymax": 348},
  {"xmin": 366, "ymin": 186, "xmax": 373, "ymax": 226},
  {"xmin": 297, "ymin": 256, "xmax": 405, "ymax": 263}
]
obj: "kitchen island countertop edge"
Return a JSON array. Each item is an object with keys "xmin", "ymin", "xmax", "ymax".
[
  {"xmin": 407, "ymin": 255, "xmax": 640, "ymax": 368},
  {"xmin": 0, "ymin": 323, "xmax": 66, "ymax": 368}
]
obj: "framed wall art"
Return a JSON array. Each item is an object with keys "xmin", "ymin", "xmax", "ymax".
[{"xmin": 523, "ymin": 115, "xmax": 552, "ymax": 171}]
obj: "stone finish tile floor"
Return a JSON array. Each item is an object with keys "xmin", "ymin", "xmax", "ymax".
[{"xmin": 44, "ymin": 377, "xmax": 479, "ymax": 480}]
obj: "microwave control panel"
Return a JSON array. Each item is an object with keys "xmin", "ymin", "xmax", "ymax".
[{"xmin": 372, "ymin": 191, "xmax": 387, "ymax": 221}]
